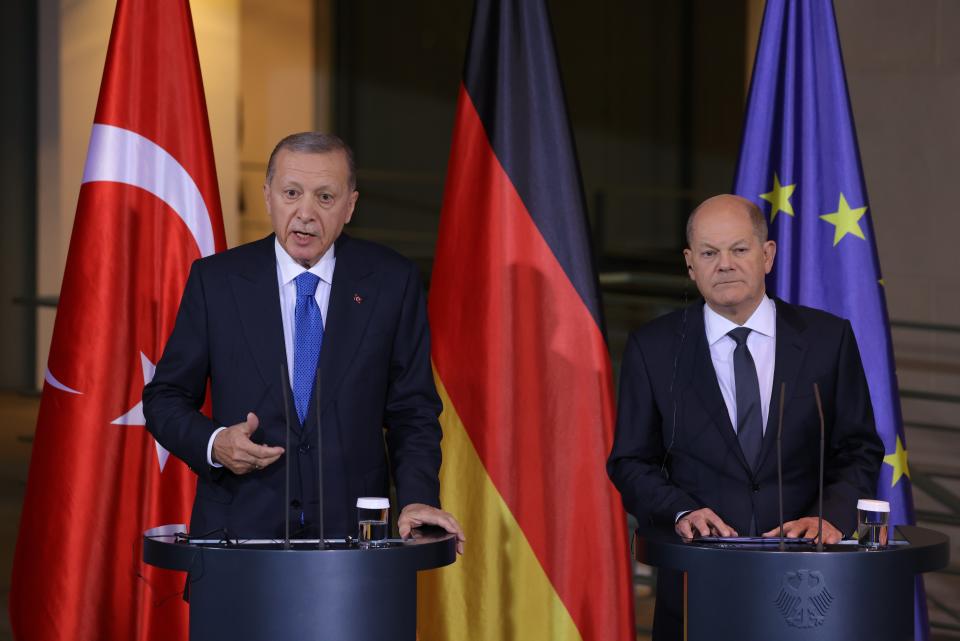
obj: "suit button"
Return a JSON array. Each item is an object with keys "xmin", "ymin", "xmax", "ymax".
[
  {"xmin": 752, "ymin": 484, "xmax": 760, "ymax": 493},
  {"xmin": 290, "ymin": 500, "xmax": 301, "ymax": 509},
  {"xmin": 298, "ymin": 443, "xmax": 311, "ymax": 454}
]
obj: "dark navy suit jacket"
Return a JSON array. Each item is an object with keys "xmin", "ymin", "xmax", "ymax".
[
  {"xmin": 143, "ymin": 234, "xmax": 442, "ymax": 539},
  {"xmin": 607, "ymin": 298, "xmax": 883, "ymax": 640}
]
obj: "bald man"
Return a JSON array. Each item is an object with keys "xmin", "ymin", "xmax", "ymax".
[{"xmin": 607, "ymin": 195, "xmax": 882, "ymax": 640}]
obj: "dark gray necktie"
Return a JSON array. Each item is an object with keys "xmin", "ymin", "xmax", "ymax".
[{"xmin": 729, "ymin": 327, "xmax": 762, "ymax": 471}]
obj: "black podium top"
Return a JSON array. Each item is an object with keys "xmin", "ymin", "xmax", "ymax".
[
  {"xmin": 635, "ymin": 524, "xmax": 949, "ymax": 574},
  {"xmin": 144, "ymin": 523, "xmax": 458, "ymax": 576}
]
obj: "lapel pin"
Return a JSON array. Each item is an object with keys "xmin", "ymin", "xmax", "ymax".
[{"xmin": 353, "ymin": 293, "xmax": 363, "ymax": 304}]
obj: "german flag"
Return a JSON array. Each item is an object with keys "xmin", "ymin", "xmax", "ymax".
[{"xmin": 418, "ymin": 1, "xmax": 634, "ymax": 639}]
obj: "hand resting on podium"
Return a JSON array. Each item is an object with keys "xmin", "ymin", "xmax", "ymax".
[
  {"xmin": 762, "ymin": 517, "xmax": 842, "ymax": 544},
  {"xmin": 212, "ymin": 412, "xmax": 285, "ymax": 475},
  {"xmin": 399, "ymin": 503, "xmax": 466, "ymax": 555},
  {"xmin": 675, "ymin": 508, "xmax": 738, "ymax": 539}
]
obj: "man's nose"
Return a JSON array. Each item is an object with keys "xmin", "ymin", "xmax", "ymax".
[
  {"xmin": 296, "ymin": 204, "xmax": 318, "ymax": 220},
  {"xmin": 717, "ymin": 251, "xmax": 734, "ymax": 269}
]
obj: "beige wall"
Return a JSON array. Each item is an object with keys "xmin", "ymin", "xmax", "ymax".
[
  {"xmin": 238, "ymin": 0, "xmax": 321, "ymax": 242},
  {"xmin": 35, "ymin": 0, "xmax": 247, "ymax": 388}
]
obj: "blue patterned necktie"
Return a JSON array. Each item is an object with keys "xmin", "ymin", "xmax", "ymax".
[{"xmin": 293, "ymin": 272, "xmax": 323, "ymax": 423}]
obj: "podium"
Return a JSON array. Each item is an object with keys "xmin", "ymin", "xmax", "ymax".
[
  {"xmin": 635, "ymin": 525, "xmax": 949, "ymax": 641},
  {"xmin": 144, "ymin": 524, "xmax": 457, "ymax": 641}
]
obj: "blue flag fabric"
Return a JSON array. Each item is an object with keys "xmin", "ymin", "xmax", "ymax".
[{"xmin": 733, "ymin": 1, "xmax": 928, "ymax": 639}]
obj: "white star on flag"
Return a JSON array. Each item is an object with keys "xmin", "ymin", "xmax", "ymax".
[{"xmin": 111, "ymin": 352, "xmax": 170, "ymax": 472}]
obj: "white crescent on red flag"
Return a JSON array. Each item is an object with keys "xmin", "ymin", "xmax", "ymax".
[{"xmin": 11, "ymin": 1, "xmax": 225, "ymax": 640}]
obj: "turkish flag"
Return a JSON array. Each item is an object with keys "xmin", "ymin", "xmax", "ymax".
[{"xmin": 10, "ymin": 1, "xmax": 225, "ymax": 639}]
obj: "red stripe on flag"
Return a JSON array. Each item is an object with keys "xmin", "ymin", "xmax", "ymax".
[
  {"xmin": 11, "ymin": 2, "xmax": 224, "ymax": 639},
  {"xmin": 430, "ymin": 86, "xmax": 633, "ymax": 641}
]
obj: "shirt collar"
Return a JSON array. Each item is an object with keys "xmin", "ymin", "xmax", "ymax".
[
  {"xmin": 703, "ymin": 295, "xmax": 776, "ymax": 346},
  {"xmin": 275, "ymin": 237, "xmax": 336, "ymax": 287}
]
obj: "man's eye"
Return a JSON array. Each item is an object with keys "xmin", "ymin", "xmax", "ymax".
[
  {"xmin": 701, "ymin": 250, "xmax": 715, "ymax": 258},
  {"xmin": 734, "ymin": 247, "xmax": 748, "ymax": 254},
  {"xmin": 284, "ymin": 189, "xmax": 299, "ymax": 198},
  {"xmin": 319, "ymin": 193, "xmax": 333, "ymax": 203}
]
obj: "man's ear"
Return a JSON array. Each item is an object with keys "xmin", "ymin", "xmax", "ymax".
[{"xmin": 682, "ymin": 248, "xmax": 694, "ymax": 277}]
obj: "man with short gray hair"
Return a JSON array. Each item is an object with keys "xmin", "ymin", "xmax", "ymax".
[{"xmin": 145, "ymin": 132, "xmax": 465, "ymax": 550}]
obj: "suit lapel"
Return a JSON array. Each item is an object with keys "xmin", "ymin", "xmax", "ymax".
[
  {"xmin": 318, "ymin": 234, "xmax": 378, "ymax": 410},
  {"xmin": 756, "ymin": 299, "xmax": 809, "ymax": 471},
  {"xmin": 685, "ymin": 303, "xmax": 753, "ymax": 474},
  {"xmin": 229, "ymin": 236, "xmax": 289, "ymax": 423}
]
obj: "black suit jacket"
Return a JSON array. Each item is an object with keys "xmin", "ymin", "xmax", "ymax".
[
  {"xmin": 607, "ymin": 298, "xmax": 883, "ymax": 639},
  {"xmin": 143, "ymin": 234, "xmax": 442, "ymax": 538}
]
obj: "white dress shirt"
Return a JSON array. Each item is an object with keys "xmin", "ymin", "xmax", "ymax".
[
  {"xmin": 675, "ymin": 296, "xmax": 778, "ymax": 524},
  {"xmin": 703, "ymin": 295, "xmax": 777, "ymax": 434},
  {"xmin": 206, "ymin": 239, "xmax": 336, "ymax": 466}
]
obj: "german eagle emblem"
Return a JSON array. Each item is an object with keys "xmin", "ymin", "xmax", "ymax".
[{"xmin": 775, "ymin": 569, "xmax": 833, "ymax": 628}]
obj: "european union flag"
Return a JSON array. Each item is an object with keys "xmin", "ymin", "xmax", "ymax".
[{"xmin": 733, "ymin": 1, "xmax": 927, "ymax": 639}]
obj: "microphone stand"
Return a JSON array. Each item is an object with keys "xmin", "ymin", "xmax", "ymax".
[
  {"xmin": 314, "ymin": 371, "xmax": 325, "ymax": 550},
  {"xmin": 813, "ymin": 383, "xmax": 825, "ymax": 552},
  {"xmin": 281, "ymin": 364, "xmax": 292, "ymax": 550},
  {"xmin": 776, "ymin": 382, "xmax": 786, "ymax": 551}
]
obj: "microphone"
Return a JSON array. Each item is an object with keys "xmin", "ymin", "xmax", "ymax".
[
  {"xmin": 280, "ymin": 363, "xmax": 293, "ymax": 550},
  {"xmin": 314, "ymin": 369, "xmax": 325, "ymax": 550},
  {"xmin": 813, "ymin": 382, "xmax": 825, "ymax": 552},
  {"xmin": 776, "ymin": 382, "xmax": 786, "ymax": 551}
]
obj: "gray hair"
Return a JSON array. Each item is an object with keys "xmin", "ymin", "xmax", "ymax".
[{"xmin": 265, "ymin": 132, "xmax": 356, "ymax": 189}]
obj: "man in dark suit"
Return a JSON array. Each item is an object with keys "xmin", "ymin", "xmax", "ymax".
[
  {"xmin": 144, "ymin": 132, "xmax": 464, "ymax": 548},
  {"xmin": 607, "ymin": 194, "xmax": 882, "ymax": 640}
]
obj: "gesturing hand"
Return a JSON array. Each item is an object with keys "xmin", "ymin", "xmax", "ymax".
[{"xmin": 212, "ymin": 412, "xmax": 285, "ymax": 475}]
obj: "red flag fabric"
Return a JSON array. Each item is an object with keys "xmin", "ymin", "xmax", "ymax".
[
  {"xmin": 10, "ymin": 1, "xmax": 225, "ymax": 639},
  {"xmin": 419, "ymin": 1, "xmax": 634, "ymax": 639}
]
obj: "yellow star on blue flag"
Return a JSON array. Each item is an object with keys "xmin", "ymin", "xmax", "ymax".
[
  {"xmin": 820, "ymin": 193, "xmax": 867, "ymax": 246},
  {"xmin": 759, "ymin": 173, "xmax": 796, "ymax": 222},
  {"xmin": 883, "ymin": 436, "xmax": 910, "ymax": 488}
]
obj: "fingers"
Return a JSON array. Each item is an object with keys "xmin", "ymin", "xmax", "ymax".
[
  {"xmin": 675, "ymin": 508, "xmax": 738, "ymax": 539},
  {"xmin": 212, "ymin": 414, "xmax": 284, "ymax": 475},
  {"xmin": 238, "ymin": 412, "xmax": 259, "ymax": 436},
  {"xmin": 399, "ymin": 504, "xmax": 467, "ymax": 554},
  {"xmin": 675, "ymin": 518, "xmax": 695, "ymax": 539},
  {"xmin": 774, "ymin": 518, "xmax": 843, "ymax": 544},
  {"xmin": 821, "ymin": 523, "xmax": 842, "ymax": 545}
]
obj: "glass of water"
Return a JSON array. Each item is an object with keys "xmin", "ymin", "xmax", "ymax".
[
  {"xmin": 356, "ymin": 497, "xmax": 390, "ymax": 548},
  {"xmin": 857, "ymin": 499, "xmax": 890, "ymax": 549}
]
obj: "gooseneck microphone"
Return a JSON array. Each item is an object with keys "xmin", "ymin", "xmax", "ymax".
[
  {"xmin": 314, "ymin": 370, "xmax": 325, "ymax": 550},
  {"xmin": 813, "ymin": 382, "xmax": 826, "ymax": 552},
  {"xmin": 281, "ymin": 363, "xmax": 293, "ymax": 550},
  {"xmin": 776, "ymin": 382, "xmax": 786, "ymax": 551}
]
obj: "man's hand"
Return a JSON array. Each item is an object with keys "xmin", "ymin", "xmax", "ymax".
[
  {"xmin": 762, "ymin": 517, "xmax": 842, "ymax": 544},
  {"xmin": 398, "ymin": 503, "xmax": 466, "ymax": 554},
  {"xmin": 212, "ymin": 412, "xmax": 285, "ymax": 475},
  {"xmin": 675, "ymin": 508, "xmax": 738, "ymax": 539}
]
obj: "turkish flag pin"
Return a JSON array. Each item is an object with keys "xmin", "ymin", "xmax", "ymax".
[{"xmin": 353, "ymin": 293, "xmax": 363, "ymax": 304}]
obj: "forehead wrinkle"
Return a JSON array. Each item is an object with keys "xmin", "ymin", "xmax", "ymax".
[{"xmin": 694, "ymin": 235, "xmax": 752, "ymax": 248}]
